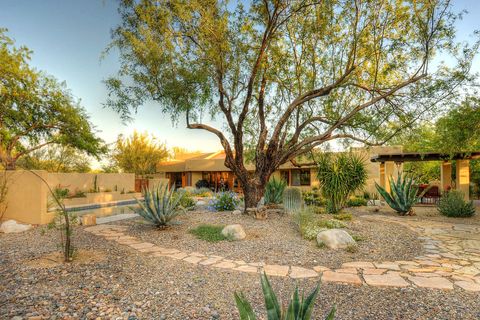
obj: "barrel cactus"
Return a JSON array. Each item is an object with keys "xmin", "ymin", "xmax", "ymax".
[
  {"xmin": 375, "ymin": 173, "xmax": 425, "ymax": 216},
  {"xmin": 283, "ymin": 187, "xmax": 302, "ymax": 213}
]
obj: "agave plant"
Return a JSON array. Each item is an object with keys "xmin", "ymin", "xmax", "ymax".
[
  {"xmin": 264, "ymin": 177, "xmax": 287, "ymax": 205},
  {"xmin": 235, "ymin": 273, "xmax": 335, "ymax": 320},
  {"xmin": 132, "ymin": 183, "xmax": 186, "ymax": 227},
  {"xmin": 375, "ymin": 173, "xmax": 425, "ymax": 216}
]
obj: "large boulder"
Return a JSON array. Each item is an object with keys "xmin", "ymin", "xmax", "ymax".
[
  {"xmin": 316, "ymin": 229, "xmax": 355, "ymax": 249},
  {"xmin": 221, "ymin": 224, "xmax": 246, "ymax": 240},
  {"xmin": 0, "ymin": 220, "xmax": 32, "ymax": 234}
]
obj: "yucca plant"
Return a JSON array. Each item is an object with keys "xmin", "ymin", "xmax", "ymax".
[
  {"xmin": 132, "ymin": 183, "xmax": 186, "ymax": 227},
  {"xmin": 375, "ymin": 173, "xmax": 424, "ymax": 216},
  {"xmin": 235, "ymin": 273, "xmax": 335, "ymax": 320},
  {"xmin": 265, "ymin": 177, "xmax": 287, "ymax": 205},
  {"xmin": 316, "ymin": 153, "xmax": 367, "ymax": 214},
  {"xmin": 283, "ymin": 187, "xmax": 302, "ymax": 213}
]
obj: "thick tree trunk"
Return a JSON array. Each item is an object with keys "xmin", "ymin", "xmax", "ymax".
[
  {"xmin": 243, "ymin": 182, "xmax": 266, "ymax": 209},
  {"xmin": 4, "ymin": 158, "xmax": 16, "ymax": 170}
]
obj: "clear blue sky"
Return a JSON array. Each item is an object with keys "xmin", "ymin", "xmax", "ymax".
[{"xmin": 1, "ymin": 0, "xmax": 479, "ymax": 156}]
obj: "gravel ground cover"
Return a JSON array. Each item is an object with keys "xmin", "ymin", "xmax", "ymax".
[
  {"xmin": 119, "ymin": 210, "xmax": 423, "ymax": 269},
  {"xmin": 350, "ymin": 204, "xmax": 480, "ymax": 225},
  {"xmin": 2, "ymin": 209, "xmax": 480, "ymax": 319}
]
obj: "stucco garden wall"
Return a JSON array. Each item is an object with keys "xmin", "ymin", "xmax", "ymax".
[
  {"xmin": 47, "ymin": 173, "xmax": 135, "ymax": 193},
  {"xmin": 1, "ymin": 171, "xmax": 137, "ymax": 225},
  {"xmin": 1, "ymin": 170, "xmax": 54, "ymax": 225}
]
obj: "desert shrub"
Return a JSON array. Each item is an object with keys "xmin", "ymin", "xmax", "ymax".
[
  {"xmin": 173, "ymin": 191, "xmax": 196, "ymax": 210},
  {"xmin": 375, "ymin": 173, "xmax": 424, "ymax": 216},
  {"xmin": 346, "ymin": 196, "xmax": 367, "ymax": 207},
  {"xmin": 333, "ymin": 213, "xmax": 353, "ymax": 221},
  {"xmin": 264, "ymin": 177, "xmax": 287, "ymax": 205},
  {"xmin": 209, "ymin": 191, "xmax": 240, "ymax": 211},
  {"xmin": 189, "ymin": 224, "xmax": 228, "ymax": 242},
  {"xmin": 283, "ymin": 187, "xmax": 302, "ymax": 213},
  {"xmin": 132, "ymin": 183, "xmax": 185, "ymax": 227},
  {"xmin": 316, "ymin": 153, "xmax": 367, "ymax": 214},
  {"xmin": 54, "ymin": 185, "xmax": 69, "ymax": 199},
  {"xmin": 195, "ymin": 179, "xmax": 210, "ymax": 189},
  {"xmin": 295, "ymin": 208, "xmax": 345, "ymax": 240},
  {"xmin": 68, "ymin": 189, "xmax": 86, "ymax": 198},
  {"xmin": 235, "ymin": 273, "xmax": 335, "ymax": 320},
  {"xmin": 317, "ymin": 219, "xmax": 346, "ymax": 229},
  {"xmin": 437, "ymin": 191, "xmax": 476, "ymax": 217},
  {"xmin": 194, "ymin": 187, "xmax": 212, "ymax": 197},
  {"xmin": 302, "ymin": 190, "xmax": 325, "ymax": 206}
]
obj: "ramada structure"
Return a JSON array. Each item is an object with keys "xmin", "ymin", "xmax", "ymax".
[{"xmin": 371, "ymin": 151, "xmax": 480, "ymax": 200}]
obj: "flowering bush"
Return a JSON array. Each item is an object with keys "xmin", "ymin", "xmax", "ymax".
[{"xmin": 208, "ymin": 191, "xmax": 240, "ymax": 211}]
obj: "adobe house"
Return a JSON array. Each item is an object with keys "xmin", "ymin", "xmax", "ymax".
[{"xmin": 155, "ymin": 146, "xmax": 404, "ymax": 194}]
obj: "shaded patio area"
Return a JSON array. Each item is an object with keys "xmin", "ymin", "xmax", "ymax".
[{"xmin": 371, "ymin": 151, "xmax": 480, "ymax": 201}]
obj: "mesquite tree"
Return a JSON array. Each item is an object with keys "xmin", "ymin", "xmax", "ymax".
[
  {"xmin": 105, "ymin": 0, "xmax": 477, "ymax": 209},
  {"xmin": 0, "ymin": 30, "xmax": 105, "ymax": 170}
]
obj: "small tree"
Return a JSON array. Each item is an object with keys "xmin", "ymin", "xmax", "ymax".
[
  {"xmin": 112, "ymin": 131, "xmax": 169, "ymax": 175},
  {"xmin": 17, "ymin": 145, "xmax": 91, "ymax": 173},
  {"xmin": 31, "ymin": 171, "xmax": 75, "ymax": 262},
  {"xmin": 0, "ymin": 30, "xmax": 105, "ymax": 170},
  {"xmin": 316, "ymin": 153, "xmax": 367, "ymax": 213}
]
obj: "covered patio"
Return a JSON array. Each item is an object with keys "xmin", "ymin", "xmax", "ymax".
[{"xmin": 371, "ymin": 151, "xmax": 480, "ymax": 201}]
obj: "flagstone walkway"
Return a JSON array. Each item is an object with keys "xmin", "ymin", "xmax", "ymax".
[{"xmin": 84, "ymin": 215, "xmax": 480, "ymax": 292}]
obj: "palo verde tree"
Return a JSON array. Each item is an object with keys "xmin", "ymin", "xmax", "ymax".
[
  {"xmin": 0, "ymin": 29, "xmax": 105, "ymax": 170},
  {"xmin": 112, "ymin": 131, "xmax": 169, "ymax": 175},
  {"xmin": 105, "ymin": 0, "xmax": 478, "ymax": 209}
]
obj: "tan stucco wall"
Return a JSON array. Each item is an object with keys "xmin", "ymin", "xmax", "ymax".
[
  {"xmin": 191, "ymin": 172, "xmax": 203, "ymax": 187},
  {"xmin": 1, "ymin": 171, "xmax": 137, "ymax": 225},
  {"xmin": 1, "ymin": 170, "xmax": 54, "ymax": 225},
  {"xmin": 47, "ymin": 173, "xmax": 135, "ymax": 193}
]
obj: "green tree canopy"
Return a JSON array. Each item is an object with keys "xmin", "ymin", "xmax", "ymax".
[
  {"xmin": 105, "ymin": 0, "xmax": 478, "ymax": 207},
  {"xmin": 112, "ymin": 131, "xmax": 169, "ymax": 175},
  {"xmin": 393, "ymin": 96, "xmax": 480, "ymax": 154},
  {"xmin": 390, "ymin": 96, "xmax": 480, "ymax": 184},
  {"xmin": 0, "ymin": 29, "xmax": 105, "ymax": 170},
  {"xmin": 16, "ymin": 145, "xmax": 91, "ymax": 173}
]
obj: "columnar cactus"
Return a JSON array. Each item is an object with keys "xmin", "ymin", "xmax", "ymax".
[{"xmin": 283, "ymin": 187, "xmax": 302, "ymax": 213}]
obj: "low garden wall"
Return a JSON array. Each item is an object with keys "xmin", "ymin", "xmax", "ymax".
[
  {"xmin": 47, "ymin": 173, "xmax": 135, "ymax": 193},
  {"xmin": 1, "ymin": 170, "xmax": 137, "ymax": 225}
]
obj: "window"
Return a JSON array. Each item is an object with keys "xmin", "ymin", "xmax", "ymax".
[
  {"xmin": 291, "ymin": 169, "xmax": 310, "ymax": 186},
  {"xmin": 280, "ymin": 171, "xmax": 290, "ymax": 185}
]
